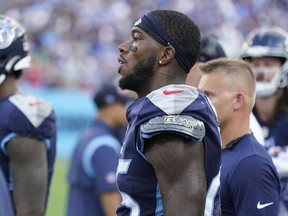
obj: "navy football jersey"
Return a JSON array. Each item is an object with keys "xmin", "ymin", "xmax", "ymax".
[
  {"xmin": 116, "ymin": 85, "xmax": 222, "ymax": 216},
  {"xmin": 254, "ymin": 109, "xmax": 288, "ymax": 213},
  {"xmin": 0, "ymin": 94, "xmax": 57, "ymax": 203},
  {"xmin": 67, "ymin": 119, "xmax": 122, "ymax": 216},
  {"xmin": 0, "ymin": 167, "xmax": 14, "ymax": 216},
  {"xmin": 254, "ymin": 110, "xmax": 288, "ymax": 150},
  {"xmin": 221, "ymin": 134, "xmax": 280, "ymax": 215}
]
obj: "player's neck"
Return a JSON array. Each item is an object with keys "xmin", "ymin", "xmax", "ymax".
[
  {"xmin": 137, "ymin": 69, "xmax": 186, "ymax": 98},
  {"xmin": 98, "ymin": 109, "xmax": 118, "ymax": 128},
  {"xmin": 255, "ymin": 92, "xmax": 282, "ymax": 123},
  {"xmin": 221, "ymin": 118, "xmax": 251, "ymax": 149},
  {"xmin": 0, "ymin": 77, "xmax": 18, "ymax": 99}
]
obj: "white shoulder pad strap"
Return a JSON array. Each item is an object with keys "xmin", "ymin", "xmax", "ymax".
[
  {"xmin": 146, "ymin": 84, "xmax": 199, "ymax": 114},
  {"xmin": 9, "ymin": 94, "xmax": 53, "ymax": 128},
  {"xmin": 140, "ymin": 115, "xmax": 205, "ymax": 141}
]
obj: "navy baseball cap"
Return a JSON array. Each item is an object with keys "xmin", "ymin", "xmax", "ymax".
[
  {"xmin": 93, "ymin": 84, "xmax": 132, "ymax": 108},
  {"xmin": 198, "ymin": 35, "xmax": 227, "ymax": 62}
]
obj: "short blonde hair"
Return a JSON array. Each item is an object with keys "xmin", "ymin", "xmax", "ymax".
[{"xmin": 198, "ymin": 58, "xmax": 256, "ymax": 110}]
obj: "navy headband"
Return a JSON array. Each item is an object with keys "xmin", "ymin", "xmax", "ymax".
[{"xmin": 134, "ymin": 12, "xmax": 193, "ymax": 73}]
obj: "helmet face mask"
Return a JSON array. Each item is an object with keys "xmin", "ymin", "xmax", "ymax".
[
  {"xmin": 241, "ymin": 27, "xmax": 288, "ymax": 98},
  {"xmin": 253, "ymin": 65, "xmax": 287, "ymax": 98},
  {"xmin": 0, "ymin": 15, "xmax": 31, "ymax": 84},
  {"xmin": 252, "ymin": 66, "xmax": 278, "ymax": 82}
]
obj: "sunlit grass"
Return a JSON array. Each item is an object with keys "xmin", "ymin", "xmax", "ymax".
[{"xmin": 46, "ymin": 160, "xmax": 69, "ymax": 216}]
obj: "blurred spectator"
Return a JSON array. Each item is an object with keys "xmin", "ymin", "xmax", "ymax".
[{"xmin": 0, "ymin": 0, "xmax": 287, "ymax": 90}]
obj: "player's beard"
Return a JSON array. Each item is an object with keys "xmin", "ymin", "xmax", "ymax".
[{"xmin": 119, "ymin": 53, "xmax": 156, "ymax": 94}]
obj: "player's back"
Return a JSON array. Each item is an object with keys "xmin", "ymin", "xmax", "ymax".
[{"xmin": 0, "ymin": 93, "xmax": 57, "ymax": 200}]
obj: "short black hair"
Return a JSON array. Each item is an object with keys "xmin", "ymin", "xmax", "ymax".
[{"xmin": 151, "ymin": 10, "xmax": 201, "ymax": 67}]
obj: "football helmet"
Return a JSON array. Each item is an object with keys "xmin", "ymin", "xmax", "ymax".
[
  {"xmin": 198, "ymin": 35, "xmax": 226, "ymax": 62},
  {"xmin": 241, "ymin": 27, "xmax": 288, "ymax": 97},
  {"xmin": 0, "ymin": 15, "xmax": 31, "ymax": 84}
]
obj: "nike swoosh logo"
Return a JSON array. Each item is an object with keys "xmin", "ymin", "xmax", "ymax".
[
  {"xmin": 28, "ymin": 101, "xmax": 43, "ymax": 106},
  {"xmin": 257, "ymin": 201, "xmax": 274, "ymax": 209},
  {"xmin": 163, "ymin": 89, "xmax": 184, "ymax": 95}
]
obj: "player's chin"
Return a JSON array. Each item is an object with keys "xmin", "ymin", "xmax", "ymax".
[
  {"xmin": 118, "ymin": 66, "xmax": 131, "ymax": 78},
  {"xmin": 118, "ymin": 64, "xmax": 125, "ymax": 75}
]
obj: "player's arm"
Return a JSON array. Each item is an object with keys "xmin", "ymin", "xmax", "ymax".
[
  {"xmin": 7, "ymin": 136, "xmax": 48, "ymax": 216},
  {"xmin": 145, "ymin": 133, "xmax": 206, "ymax": 216},
  {"xmin": 141, "ymin": 115, "xmax": 206, "ymax": 215},
  {"xmin": 100, "ymin": 191, "xmax": 121, "ymax": 216}
]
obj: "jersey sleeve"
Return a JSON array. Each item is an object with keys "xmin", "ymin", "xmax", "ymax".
[
  {"xmin": 137, "ymin": 85, "xmax": 207, "ymax": 153},
  {"xmin": 228, "ymin": 156, "xmax": 280, "ymax": 215},
  {"xmin": 3, "ymin": 94, "xmax": 56, "ymax": 152},
  {"xmin": 138, "ymin": 114, "xmax": 205, "ymax": 152},
  {"xmin": 82, "ymin": 135, "xmax": 121, "ymax": 192}
]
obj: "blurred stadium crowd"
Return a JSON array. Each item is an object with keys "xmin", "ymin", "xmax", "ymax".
[{"xmin": 1, "ymin": 0, "xmax": 288, "ymax": 90}]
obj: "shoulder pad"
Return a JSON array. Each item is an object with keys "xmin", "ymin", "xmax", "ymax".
[
  {"xmin": 9, "ymin": 94, "xmax": 53, "ymax": 128},
  {"xmin": 140, "ymin": 115, "xmax": 205, "ymax": 141}
]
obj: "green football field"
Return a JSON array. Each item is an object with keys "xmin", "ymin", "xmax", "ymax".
[{"xmin": 46, "ymin": 160, "xmax": 70, "ymax": 216}]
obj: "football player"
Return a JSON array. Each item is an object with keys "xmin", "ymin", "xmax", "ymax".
[
  {"xmin": 0, "ymin": 15, "xmax": 57, "ymax": 215},
  {"xmin": 116, "ymin": 10, "xmax": 222, "ymax": 216}
]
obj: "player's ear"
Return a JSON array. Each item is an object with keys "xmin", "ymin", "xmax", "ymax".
[
  {"xmin": 158, "ymin": 46, "xmax": 175, "ymax": 65},
  {"xmin": 233, "ymin": 92, "xmax": 245, "ymax": 110}
]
